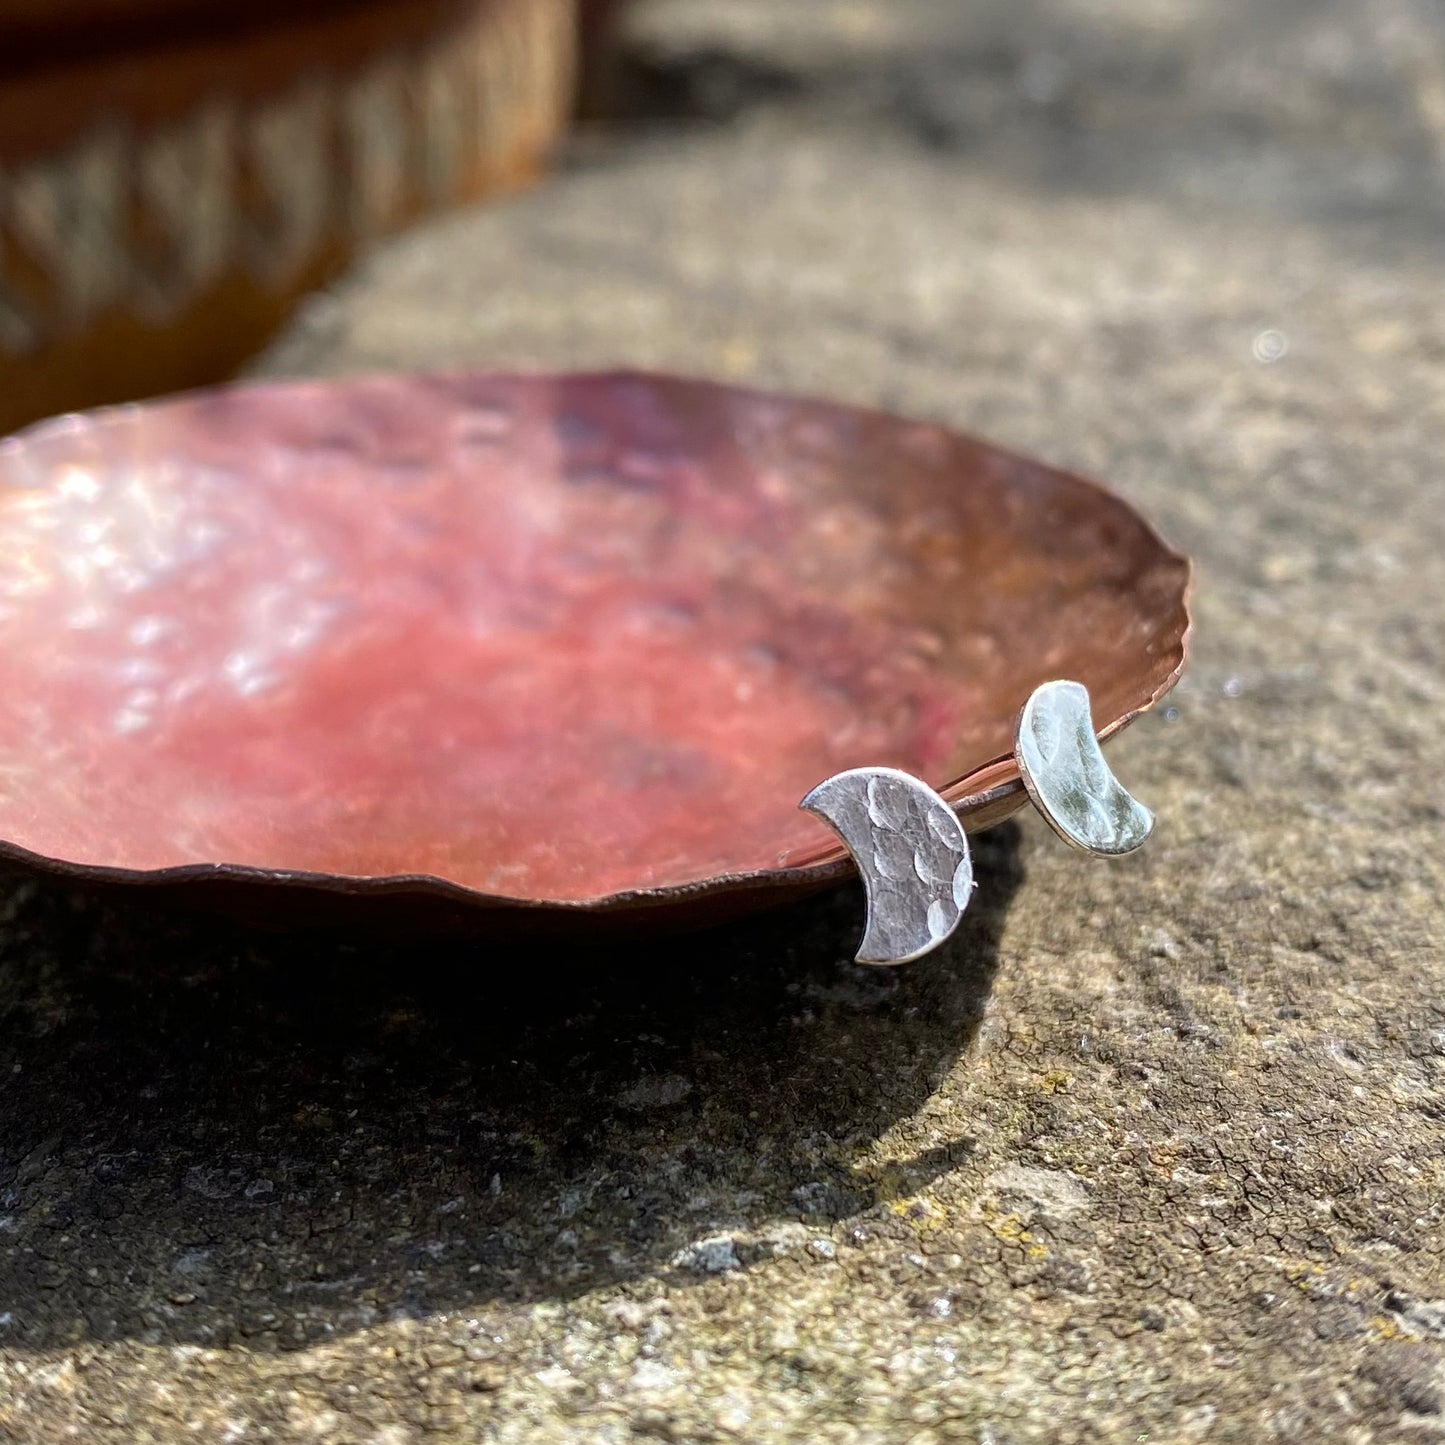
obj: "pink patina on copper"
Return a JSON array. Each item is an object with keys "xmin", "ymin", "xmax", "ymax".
[{"xmin": 0, "ymin": 372, "xmax": 1190, "ymax": 926}]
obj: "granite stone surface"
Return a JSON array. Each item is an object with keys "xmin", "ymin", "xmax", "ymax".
[{"xmin": 3, "ymin": 0, "xmax": 1444, "ymax": 1440}]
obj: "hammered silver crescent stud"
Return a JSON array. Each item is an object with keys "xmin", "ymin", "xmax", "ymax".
[
  {"xmin": 800, "ymin": 767, "xmax": 974, "ymax": 966},
  {"xmin": 1014, "ymin": 679, "xmax": 1154, "ymax": 856},
  {"xmin": 801, "ymin": 680, "xmax": 1156, "ymax": 965}
]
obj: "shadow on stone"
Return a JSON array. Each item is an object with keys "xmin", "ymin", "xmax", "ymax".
[{"xmin": 0, "ymin": 825, "xmax": 1021, "ymax": 1352}]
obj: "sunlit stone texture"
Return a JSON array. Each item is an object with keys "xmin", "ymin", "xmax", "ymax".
[{"xmin": 0, "ymin": 371, "xmax": 1189, "ymax": 927}]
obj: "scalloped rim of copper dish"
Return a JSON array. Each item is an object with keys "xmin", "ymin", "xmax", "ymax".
[{"xmin": 0, "ymin": 370, "xmax": 1192, "ymax": 920}]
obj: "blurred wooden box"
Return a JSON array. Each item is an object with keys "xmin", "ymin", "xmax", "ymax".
[{"xmin": 0, "ymin": 0, "xmax": 579, "ymax": 433}]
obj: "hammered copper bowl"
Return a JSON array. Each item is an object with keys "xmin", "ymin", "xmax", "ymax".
[{"xmin": 0, "ymin": 372, "xmax": 1190, "ymax": 934}]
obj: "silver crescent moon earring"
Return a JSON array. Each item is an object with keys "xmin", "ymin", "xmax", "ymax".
[
  {"xmin": 1014, "ymin": 679, "xmax": 1153, "ymax": 856},
  {"xmin": 800, "ymin": 767, "xmax": 974, "ymax": 966},
  {"xmin": 801, "ymin": 679, "xmax": 1155, "ymax": 965}
]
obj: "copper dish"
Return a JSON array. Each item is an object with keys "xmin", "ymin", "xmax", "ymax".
[{"xmin": 0, "ymin": 372, "xmax": 1191, "ymax": 934}]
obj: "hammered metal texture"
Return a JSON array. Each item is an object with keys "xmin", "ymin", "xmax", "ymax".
[
  {"xmin": 800, "ymin": 768, "xmax": 973, "ymax": 965},
  {"xmin": 1015, "ymin": 680, "xmax": 1155, "ymax": 855},
  {"xmin": 0, "ymin": 371, "xmax": 1190, "ymax": 927}
]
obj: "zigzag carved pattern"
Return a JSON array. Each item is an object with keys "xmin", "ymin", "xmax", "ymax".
[{"xmin": 0, "ymin": 0, "xmax": 575, "ymax": 358}]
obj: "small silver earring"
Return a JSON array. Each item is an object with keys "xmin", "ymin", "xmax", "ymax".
[{"xmin": 1014, "ymin": 679, "xmax": 1153, "ymax": 857}]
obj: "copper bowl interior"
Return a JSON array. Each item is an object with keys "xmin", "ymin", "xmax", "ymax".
[{"xmin": 0, "ymin": 372, "xmax": 1190, "ymax": 916}]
